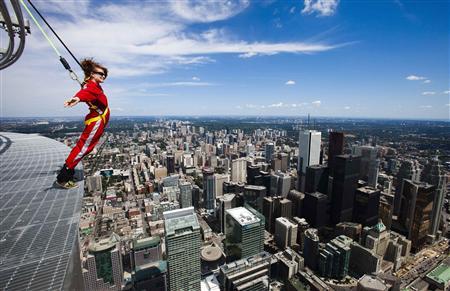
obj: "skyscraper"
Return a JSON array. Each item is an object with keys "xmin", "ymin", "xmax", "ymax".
[
  {"xmin": 270, "ymin": 171, "xmax": 292, "ymax": 197},
  {"xmin": 166, "ymin": 155, "xmax": 175, "ymax": 174},
  {"xmin": 305, "ymin": 164, "xmax": 329, "ymax": 194},
  {"xmin": 231, "ymin": 158, "xmax": 247, "ymax": 183},
  {"xmin": 352, "ymin": 145, "xmax": 378, "ymax": 186},
  {"xmin": 215, "ymin": 173, "xmax": 230, "ymax": 198},
  {"xmin": 203, "ymin": 168, "xmax": 215, "ymax": 212},
  {"xmin": 298, "ymin": 130, "xmax": 321, "ymax": 192},
  {"xmin": 83, "ymin": 233, "xmax": 123, "ymax": 290},
  {"xmin": 247, "ymin": 164, "xmax": 261, "ymax": 185},
  {"xmin": 224, "ymin": 206, "xmax": 265, "ymax": 261},
  {"xmin": 303, "ymin": 192, "xmax": 329, "ymax": 228},
  {"xmin": 422, "ymin": 156, "xmax": 448, "ymax": 239},
  {"xmin": 287, "ymin": 190, "xmax": 305, "ymax": 218},
  {"xmin": 218, "ymin": 194, "xmax": 236, "ymax": 233},
  {"xmin": 330, "ymin": 155, "xmax": 361, "ymax": 224},
  {"xmin": 179, "ymin": 181, "xmax": 193, "ymax": 209},
  {"xmin": 394, "ymin": 159, "xmax": 421, "ymax": 215},
  {"xmin": 303, "ymin": 228, "xmax": 320, "ymax": 270},
  {"xmin": 265, "ymin": 142, "xmax": 275, "ymax": 163},
  {"xmin": 352, "ymin": 186, "xmax": 381, "ymax": 227},
  {"xmin": 328, "ymin": 131, "xmax": 344, "ymax": 174},
  {"xmin": 298, "ymin": 130, "xmax": 322, "ymax": 175},
  {"xmin": 275, "ymin": 217, "xmax": 298, "ymax": 249},
  {"xmin": 317, "ymin": 235, "xmax": 352, "ymax": 279},
  {"xmin": 243, "ymin": 185, "xmax": 266, "ymax": 212},
  {"xmin": 164, "ymin": 207, "xmax": 201, "ymax": 291},
  {"xmin": 397, "ymin": 180, "xmax": 435, "ymax": 250}
]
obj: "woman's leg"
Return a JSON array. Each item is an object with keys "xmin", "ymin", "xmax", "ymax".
[{"xmin": 58, "ymin": 119, "xmax": 105, "ymax": 183}]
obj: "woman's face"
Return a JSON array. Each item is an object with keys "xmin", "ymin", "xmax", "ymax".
[{"xmin": 91, "ymin": 67, "xmax": 106, "ymax": 83}]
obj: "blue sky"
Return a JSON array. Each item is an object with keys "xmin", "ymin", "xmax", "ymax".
[{"xmin": 1, "ymin": 0, "xmax": 449, "ymax": 119}]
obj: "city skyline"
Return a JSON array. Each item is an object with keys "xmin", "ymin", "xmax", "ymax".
[{"xmin": 1, "ymin": 0, "xmax": 449, "ymax": 119}]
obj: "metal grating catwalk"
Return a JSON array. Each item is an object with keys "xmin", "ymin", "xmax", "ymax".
[{"xmin": 0, "ymin": 132, "xmax": 83, "ymax": 290}]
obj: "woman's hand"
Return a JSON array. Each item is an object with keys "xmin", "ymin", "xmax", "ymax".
[{"xmin": 64, "ymin": 97, "xmax": 80, "ymax": 107}]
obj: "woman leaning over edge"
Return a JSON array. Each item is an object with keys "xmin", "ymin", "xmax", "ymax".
[{"xmin": 56, "ymin": 58, "xmax": 110, "ymax": 189}]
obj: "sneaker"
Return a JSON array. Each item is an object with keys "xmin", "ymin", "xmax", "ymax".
[{"xmin": 55, "ymin": 180, "xmax": 78, "ymax": 189}]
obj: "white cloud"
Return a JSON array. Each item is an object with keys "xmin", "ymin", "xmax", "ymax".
[
  {"xmin": 344, "ymin": 106, "xmax": 350, "ymax": 110},
  {"xmin": 290, "ymin": 6, "xmax": 296, "ymax": 14},
  {"xmin": 406, "ymin": 75, "xmax": 426, "ymax": 81},
  {"xmin": 419, "ymin": 105, "xmax": 432, "ymax": 109},
  {"xmin": 443, "ymin": 90, "xmax": 450, "ymax": 94},
  {"xmin": 423, "ymin": 79, "xmax": 431, "ymax": 84},
  {"xmin": 269, "ymin": 102, "xmax": 284, "ymax": 107},
  {"xmin": 445, "ymin": 104, "xmax": 450, "ymax": 107},
  {"xmin": 192, "ymin": 76, "xmax": 200, "ymax": 81},
  {"xmin": 312, "ymin": 100, "xmax": 321, "ymax": 106},
  {"xmin": 422, "ymin": 91, "xmax": 436, "ymax": 95},
  {"xmin": 170, "ymin": 0, "xmax": 250, "ymax": 23},
  {"xmin": 238, "ymin": 52, "xmax": 258, "ymax": 58},
  {"xmin": 302, "ymin": 0, "xmax": 339, "ymax": 17},
  {"xmin": 285, "ymin": 80, "xmax": 296, "ymax": 85}
]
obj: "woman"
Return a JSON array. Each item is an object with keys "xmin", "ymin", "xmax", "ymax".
[{"xmin": 56, "ymin": 58, "xmax": 110, "ymax": 189}]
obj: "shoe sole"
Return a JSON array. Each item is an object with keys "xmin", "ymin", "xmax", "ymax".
[{"xmin": 54, "ymin": 181, "xmax": 78, "ymax": 189}]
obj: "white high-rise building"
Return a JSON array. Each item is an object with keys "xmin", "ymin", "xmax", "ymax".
[
  {"xmin": 231, "ymin": 158, "xmax": 247, "ymax": 183},
  {"xmin": 298, "ymin": 130, "xmax": 321, "ymax": 174},
  {"xmin": 215, "ymin": 173, "xmax": 230, "ymax": 198}
]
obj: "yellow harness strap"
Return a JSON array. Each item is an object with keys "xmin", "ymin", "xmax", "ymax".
[{"xmin": 84, "ymin": 107, "xmax": 109, "ymax": 125}]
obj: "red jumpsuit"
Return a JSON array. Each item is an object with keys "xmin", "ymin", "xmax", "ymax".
[{"xmin": 65, "ymin": 80, "xmax": 110, "ymax": 169}]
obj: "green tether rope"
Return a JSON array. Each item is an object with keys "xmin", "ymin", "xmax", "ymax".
[{"xmin": 19, "ymin": 0, "xmax": 61, "ymax": 56}]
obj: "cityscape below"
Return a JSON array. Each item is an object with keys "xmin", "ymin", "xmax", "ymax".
[{"xmin": 0, "ymin": 115, "xmax": 449, "ymax": 291}]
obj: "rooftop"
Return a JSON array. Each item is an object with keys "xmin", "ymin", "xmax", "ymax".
[
  {"xmin": 0, "ymin": 132, "xmax": 84, "ymax": 290},
  {"xmin": 426, "ymin": 261, "xmax": 450, "ymax": 285},
  {"xmin": 164, "ymin": 207, "xmax": 199, "ymax": 236},
  {"xmin": 226, "ymin": 207, "xmax": 260, "ymax": 226}
]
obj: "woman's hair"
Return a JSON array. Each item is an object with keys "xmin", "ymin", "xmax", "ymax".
[{"xmin": 80, "ymin": 58, "xmax": 108, "ymax": 83}]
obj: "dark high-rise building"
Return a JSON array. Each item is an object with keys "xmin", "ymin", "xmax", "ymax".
[
  {"xmin": 303, "ymin": 192, "xmax": 329, "ymax": 228},
  {"xmin": 166, "ymin": 155, "xmax": 175, "ymax": 174},
  {"xmin": 243, "ymin": 185, "xmax": 266, "ymax": 212},
  {"xmin": 192, "ymin": 185, "xmax": 201, "ymax": 209},
  {"xmin": 263, "ymin": 196, "xmax": 292, "ymax": 233},
  {"xmin": 330, "ymin": 155, "xmax": 361, "ymax": 225},
  {"xmin": 379, "ymin": 192, "xmax": 394, "ymax": 230},
  {"xmin": 352, "ymin": 187, "xmax": 380, "ymax": 227},
  {"xmin": 287, "ymin": 190, "xmax": 305, "ymax": 218},
  {"xmin": 422, "ymin": 156, "xmax": 448, "ymax": 239},
  {"xmin": 218, "ymin": 194, "xmax": 236, "ymax": 233},
  {"xmin": 255, "ymin": 171, "xmax": 271, "ymax": 193},
  {"xmin": 394, "ymin": 159, "xmax": 421, "ymax": 215},
  {"xmin": 328, "ymin": 131, "xmax": 344, "ymax": 174},
  {"xmin": 265, "ymin": 142, "xmax": 275, "ymax": 163},
  {"xmin": 305, "ymin": 164, "xmax": 329, "ymax": 194},
  {"xmin": 318, "ymin": 235, "xmax": 352, "ymax": 279},
  {"xmin": 223, "ymin": 181, "xmax": 245, "ymax": 194},
  {"xmin": 224, "ymin": 207, "xmax": 265, "ymax": 261},
  {"xmin": 202, "ymin": 168, "xmax": 215, "ymax": 212},
  {"xmin": 303, "ymin": 228, "xmax": 320, "ymax": 270},
  {"xmin": 247, "ymin": 164, "xmax": 261, "ymax": 185},
  {"xmin": 397, "ymin": 180, "xmax": 435, "ymax": 250},
  {"xmin": 179, "ymin": 181, "xmax": 193, "ymax": 209}
]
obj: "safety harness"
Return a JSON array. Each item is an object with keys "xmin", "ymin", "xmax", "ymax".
[{"xmin": 85, "ymin": 106, "xmax": 109, "ymax": 126}]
